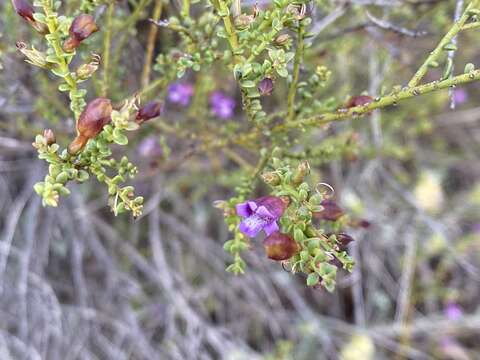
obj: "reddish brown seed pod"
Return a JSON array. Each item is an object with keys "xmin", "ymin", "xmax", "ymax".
[
  {"xmin": 64, "ymin": 14, "xmax": 99, "ymax": 52},
  {"xmin": 135, "ymin": 101, "xmax": 163, "ymax": 124},
  {"xmin": 345, "ymin": 95, "xmax": 373, "ymax": 109},
  {"xmin": 329, "ymin": 232, "xmax": 354, "ymax": 250},
  {"xmin": 263, "ymin": 232, "xmax": 300, "ymax": 261},
  {"xmin": 12, "ymin": 0, "xmax": 48, "ymax": 34},
  {"xmin": 11, "ymin": 0, "xmax": 35, "ymax": 22},
  {"xmin": 313, "ymin": 200, "xmax": 344, "ymax": 221},
  {"xmin": 68, "ymin": 98, "xmax": 112, "ymax": 155}
]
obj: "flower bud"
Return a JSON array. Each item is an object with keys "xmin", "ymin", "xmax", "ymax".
[
  {"xmin": 135, "ymin": 101, "xmax": 163, "ymax": 124},
  {"xmin": 68, "ymin": 97, "xmax": 112, "ymax": 154},
  {"xmin": 138, "ymin": 136, "xmax": 162, "ymax": 157},
  {"xmin": 329, "ymin": 256, "xmax": 343, "ymax": 269},
  {"xmin": 274, "ymin": 33, "xmax": 291, "ymax": 46},
  {"xmin": 286, "ymin": 3, "xmax": 307, "ymax": 20},
  {"xmin": 258, "ymin": 78, "xmax": 274, "ymax": 96},
  {"xmin": 349, "ymin": 219, "xmax": 371, "ymax": 229},
  {"xmin": 12, "ymin": 0, "xmax": 34, "ymax": 21},
  {"xmin": 261, "ymin": 171, "xmax": 281, "ymax": 186},
  {"xmin": 313, "ymin": 200, "xmax": 344, "ymax": 221},
  {"xmin": 234, "ymin": 14, "xmax": 255, "ymax": 29},
  {"xmin": 345, "ymin": 95, "xmax": 373, "ymax": 108},
  {"xmin": 292, "ymin": 160, "xmax": 310, "ymax": 185},
  {"xmin": 263, "ymin": 232, "xmax": 300, "ymax": 261},
  {"xmin": 43, "ymin": 129, "xmax": 56, "ymax": 145},
  {"xmin": 12, "ymin": 0, "xmax": 48, "ymax": 34},
  {"xmin": 328, "ymin": 232, "xmax": 354, "ymax": 250},
  {"xmin": 64, "ymin": 14, "xmax": 99, "ymax": 52}
]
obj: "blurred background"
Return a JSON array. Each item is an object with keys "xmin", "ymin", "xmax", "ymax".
[{"xmin": 0, "ymin": 0, "xmax": 479, "ymax": 359}]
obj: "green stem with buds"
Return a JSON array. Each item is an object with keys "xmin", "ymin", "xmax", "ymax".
[
  {"xmin": 280, "ymin": 69, "xmax": 480, "ymax": 131},
  {"xmin": 101, "ymin": 2, "xmax": 114, "ymax": 97},
  {"xmin": 408, "ymin": 0, "xmax": 478, "ymax": 87},
  {"xmin": 215, "ymin": 0, "xmax": 239, "ymax": 59},
  {"xmin": 42, "ymin": 1, "xmax": 83, "ymax": 118},
  {"xmin": 287, "ymin": 23, "xmax": 305, "ymax": 121}
]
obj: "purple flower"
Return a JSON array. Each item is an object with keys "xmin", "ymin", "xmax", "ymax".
[
  {"xmin": 167, "ymin": 82, "xmax": 194, "ymax": 106},
  {"xmin": 209, "ymin": 91, "xmax": 235, "ymax": 119},
  {"xmin": 138, "ymin": 137, "xmax": 162, "ymax": 158},
  {"xmin": 452, "ymin": 88, "xmax": 468, "ymax": 105},
  {"xmin": 444, "ymin": 302, "xmax": 463, "ymax": 321},
  {"xmin": 472, "ymin": 223, "xmax": 480, "ymax": 233},
  {"xmin": 236, "ymin": 196, "xmax": 286, "ymax": 237}
]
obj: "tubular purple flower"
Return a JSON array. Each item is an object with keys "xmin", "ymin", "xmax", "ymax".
[
  {"xmin": 209, "ymin": 91, "xmax": 235, "ymax": 119},
  {"xmin": 236, "ymin": 196, "xmax": 287, "ymax": 238},
  {"xmin": 444, "ymin": 302, "xmax": 463, "ymax": 321},
  {"xmin": 167, "ymin": 82, "xmax": 194, "ymax": 106},
  {"xmin": 138, "ymin": 137, "xmax": 162, "ymax": 158},
  {"xmin": 452, "ymin": 88, "xmax": 468, "ymax": 105}
]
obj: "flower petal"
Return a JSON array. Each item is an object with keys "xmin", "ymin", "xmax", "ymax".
[
  {"xmin": 239, "ymin": 215, "xmax": 266, "ymax": 238},
  {"xmin": 247, "ymin": 201, "xmax": 258, "ymax": 211},
  {"xmin": 236, "ymin": 202, "xmax": 251, "ymax": 217},
  {"xmin": 255, "ymin": 205, "xmax": 274, "ymax": 219},
  {"xmin": 263, "ymin": 221, "xmax": 279, "ymax": 236}
]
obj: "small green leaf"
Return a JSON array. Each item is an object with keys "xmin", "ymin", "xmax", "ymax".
[
  {"xmin": 276, "ymin": 67, "xmax": 288, "ymax": 77},
  {"xmin": 465, "ymin": 63, "xmax": 475, "ymax": 73},
  {"xmin": 113, "ymin": 128, "xmax": 128, "ymax": 145},
  {"xmin": 443, "ymin": 43, "xmax": 457, "ymax": 51},
  {"xmin": 306, "ymin": 273, "xmax": 319, "ymax": 287},
  {"xmin": 240, "ymin": 80, "xmax": 256, "ymax": 88}
]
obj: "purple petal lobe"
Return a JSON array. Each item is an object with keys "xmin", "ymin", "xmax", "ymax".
[
  {"xmin": 236, "ymin": 202, "xmax": 251, "ymax": 217},
  {"xmin": 247, "ymin": 201, "xmax": 258, "ymax": 211},
  {"xmin": 263, "ymin": 221, "xmax": 279, "ymax": 236},
  {"xmin": 239, "ymin": 215, "xmax": 266, "ymax": 237},
  {"xmin": 255, "ymin": 205, "xmax": 274, "ymax": 219}
]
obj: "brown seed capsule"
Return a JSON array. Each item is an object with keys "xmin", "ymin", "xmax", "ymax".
[
  {"xmin": 64, "ymin": 14, "xmax": 99, "ymax": 52},
  {"xmin": 274, "ymin": 33, "xmax": 291, "ymax": 46},
  {"xmin": 43, "ymin": 129, "xmax": 56, "ymax": 145},
  {"xmin": 258, "ymin": 78, "xmax": 274, "ymax": 96},
  {"xmin": 76, "ymin": 54, "xmax": 100, "ymax": 80},
  {"xmin": 68, "ymin": 97, "xmax": 112, "ymax": 155},
  {"xmin": 263, "ymin": 232, "xmax": 300, "ymax": 261},
  {"xmin": 16, "ymin": 42, "xmax": 49, "ymax": 68},
  {"xmin": 314, "ymin": 200, "xmax": 344, "ymax": 221},
  {"xmin": 135, "ymin": 101, "xmax": 163, "ymax": 124},
  {"xmin": 12, "ymin": 0, "xmax": 34, "ymax": 22},
  {"xmin": 12, "ymin": 0, "xmax": 48, "ymax": 34},
  {"xmin": 234, "ymin": 14, "xmax": 255, "ymax": 29},
  {"xmin": 261, "ymin": 171, "xmax": 281, "ymax": 186}
]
